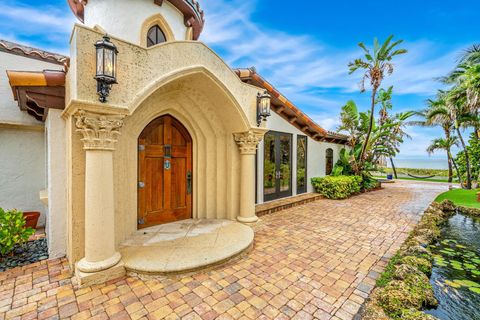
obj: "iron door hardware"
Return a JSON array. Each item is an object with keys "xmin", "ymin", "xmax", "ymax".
[
  {"xmin": 138, "ymin": 181, "xmax": 145, "ymax": 188},
  {"xmin": 138, "ymin": 144, "xmax": 145, "ymax": 152},
  {"xmin": 187, "ymin": 171, "xmax": 192, "ymax": 194},
  {"xmin": 138, "ymin": 218, "xmax": 145, "ymax": 225},
  {"xmin": 164, "ymin": 144, "xmax": 172, "ymax": 158},
  {"xmin": 276, "ymin": 171, "xmax": 281, "ymax": 179}
]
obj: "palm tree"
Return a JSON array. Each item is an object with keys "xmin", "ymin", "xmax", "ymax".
[
  {"xmin": 427, "ymin": 136, "xmax": 462, "ymax": 186},
  {"xmin": 410, "ymin": 97, "xmax": 455, "ymax": 183},
  {"xmin": 427, "ymin": 91, "xmax": 473, "ymax": 189},
  {"xmin": 348, "ymin": 35, "xmax": 407, "ymax": 165}
]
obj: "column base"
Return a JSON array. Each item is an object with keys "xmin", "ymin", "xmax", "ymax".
[
  {"xmin": 237, "ymin": 215, "xmax": 259, "ymax": 223},
  {"xmin": 75, "ymin": 261, "xmax": 126, "ymax": 287},
  {"xmin": 77, "ymin": 252, "xmax": 122, "ymax": 273}
]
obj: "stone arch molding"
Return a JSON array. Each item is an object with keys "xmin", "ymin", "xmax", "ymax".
[
  {"xmin": 113, "ymin": 72, "xmax": 254, "ymax": 244},
  {"xmin": 140, "ymin": 13, "xmax": 176, "ymax": 45},
  {"xmin": 128, "ymin": 65, "xmax": 253, "ymax": 133}
]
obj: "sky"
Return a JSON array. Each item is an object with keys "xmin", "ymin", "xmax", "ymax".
[{"xmin": 1, "ymin": 0, "xmax": 479, "ymax": 165}]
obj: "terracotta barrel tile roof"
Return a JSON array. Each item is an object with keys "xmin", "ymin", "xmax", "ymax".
[
  {"xmin": 0, "ymin": 39, "xmax": 69, "ymax": 67},
  {"xmin": 234, "ymin": 68, "xmax": 347, "ymax": 145}
]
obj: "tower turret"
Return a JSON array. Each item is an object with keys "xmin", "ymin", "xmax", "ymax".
[{"xmin": 67, "ymin": 0, "xmax": 205, "ymax": 45}]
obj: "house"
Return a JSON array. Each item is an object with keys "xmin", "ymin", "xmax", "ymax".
[{"xmin": 0, "ymin": 0, "xmax": 347, "ymax": 285}]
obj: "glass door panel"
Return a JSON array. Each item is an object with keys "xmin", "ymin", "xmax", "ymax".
[
  {"xmin": 297, "ymin": 135, "xmax": 307, "ymax": 194},
  {"xmin": 263, "ymin": 133, "xmax": 276, "ymax": 196},
  {"xmin": 264, "ymin": 131, "xmax": 292, "ymax": 201},
  {"xmin": 279, "ymin": 135, "xmax": 291, "ymax": 193}
]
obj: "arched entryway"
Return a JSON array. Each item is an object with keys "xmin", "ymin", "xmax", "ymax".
[{"xmin": 137, "ymin": 114, "xmax": 193, "ymax": 229}]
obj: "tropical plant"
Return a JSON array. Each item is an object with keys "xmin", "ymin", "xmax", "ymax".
[
  {"xmin": 311, "ymin": 175, "xmax": 362, "ymax": 200},
  {"xmin": 426, "ymin": 136, "xmax": 463, "ymax": 186},
  {"xmin": 455, "ymin": 132, "xmax": 480, "ymax": 184},
  {"xmin": 410, "ymin": 97, "xmax": 455, "ymax": 183},
  {"xmin": 422, "ymin": 91, "xmax": 473, "ymax": 188},
  {"xmin": 348, "ymin": 35, "xmax": 407, "ymax": 165},
  {"xmin": 0, "ymin": 208, "xmax": 34, "ymax": 257}
]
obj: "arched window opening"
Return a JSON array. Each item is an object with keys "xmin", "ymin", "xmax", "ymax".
[
  {"xmin": 326, "ymin": 148, "xmax": 334, "ymax": 175},
  {"xmin": 147, "ymin": 25, "xmax": 167, "ymax": 47}
]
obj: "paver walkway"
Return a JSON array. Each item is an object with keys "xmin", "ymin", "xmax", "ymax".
[{"xmin": 0, "ymin": 181, "xmax": 448, "ymax": 320}]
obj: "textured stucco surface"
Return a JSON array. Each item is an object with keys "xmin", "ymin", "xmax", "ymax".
[
  {"xmin": 65, "ymin": 26, "xmax": 262, "ymax": 266},
  {"xmin": 0, "ymin": 49, "xmax": 64, "ymax": 228},
  {"xmin": 84, "ymin": 0, "xmax": 189, "ymax": 45},
  {"xmin": 46, "ymin": 109, "xmax": 68, "ymax": 258},
  {"xmin": 0, "ymin": 128, "xmax": 46, "ymax": 226},
  {"xmin": 256, "ymin": 111, "xmax": 344, "ymax": 204}
]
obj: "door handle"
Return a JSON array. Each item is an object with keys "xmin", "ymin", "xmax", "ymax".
[
  {"xmin": 187, "ymin": 171, "xmax": 192, "ymax": 194},
  {"xmin": 276, "ymin": 171, "xmax": 281, "ymax": 179}
]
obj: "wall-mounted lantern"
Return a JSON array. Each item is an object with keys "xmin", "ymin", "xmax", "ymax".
[
  {"xmin": 94, "ymin": 35, "xmax": 118, "ymax": 103},
  {"xmin": 257, "ymin": 90, "xmax": 271, "ymax": 126}
]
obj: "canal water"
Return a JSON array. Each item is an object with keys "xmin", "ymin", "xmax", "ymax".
[{"xmin": 426, "ymin": 213, "xmax": 480, "ymax": 320}]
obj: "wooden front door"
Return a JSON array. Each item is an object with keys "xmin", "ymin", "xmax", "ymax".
[{"xmin": 138, "ymin": 115, "xmax": 192, "ymax": 229}]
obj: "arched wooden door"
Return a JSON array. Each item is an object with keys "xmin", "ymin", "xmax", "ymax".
[{"xmin": 138, "ymin": 115, "xmax": 192, "ymax": 229}]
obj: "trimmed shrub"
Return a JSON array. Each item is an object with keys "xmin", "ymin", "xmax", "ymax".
[
  {"xmin": 0, "ymin": 208, "xmax": 34, "ymax": 257},
  {"xmin": 311, "ymin": 175, "xmax": 362, "ymax": 199}
]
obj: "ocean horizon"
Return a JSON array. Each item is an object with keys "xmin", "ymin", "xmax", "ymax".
[{"xmin": 388, "ymin": 157, "xmax": 449, "ymax": 170}]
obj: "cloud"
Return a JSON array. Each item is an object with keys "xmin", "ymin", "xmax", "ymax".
[
  {"xmin": 0, "ymin": 1, "xmax": 74, "ymax": 54},
  {"xmin": 201, "ymin": 1, "xmax": 463, "ymax": 99}
]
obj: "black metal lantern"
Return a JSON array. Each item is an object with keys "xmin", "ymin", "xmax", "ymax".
[
  {"xmin": 94, "ymin": 35, "xmax": 118, "ymax": 103},
  {"xmin": 257, "ymin": 90, "xmax": 271, "ymax": 126}
]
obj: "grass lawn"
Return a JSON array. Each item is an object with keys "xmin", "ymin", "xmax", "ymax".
[{"xmin": 435, "ymin": 188, "xmax": 480, "ymax": 208}]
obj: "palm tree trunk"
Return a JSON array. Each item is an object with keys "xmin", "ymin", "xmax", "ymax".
[
  {"xmin": 359, "ymin": 87, "xmax": 378, "ymax": 166},
  {"xmin": 447, "ymin": 153, "xmax": 453, "ymax": 183},
  {"xmin": 389, "ymin": 157, "xmax": 398, "ymax": 179},
  {"xmin": 456, "ymin": 126, "xmax": 472, "ymax": 189},
  {"xmin": 443, "ymin": 127, "xmax": 453, "ymax": 183},
  {"xmin": 448, "ymin": 151, "xmax": 464, "ymax": 188}
]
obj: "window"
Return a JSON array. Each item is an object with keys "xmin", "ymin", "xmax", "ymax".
[
  {"xmin": 297, "ymin": 135, "xmax": 307, "ymax": 194},
  {"xmin": 326, "ymin": 148, "xmax": 334, "ymax": 175},
  {"xmin": 147, "ymin": 25, "xmax": 167, "ymax": 47}
]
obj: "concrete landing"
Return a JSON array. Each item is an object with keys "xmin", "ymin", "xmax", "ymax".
[{"xmin": 119, "ymin": 219, "xmax": 254, "ymax": 274}]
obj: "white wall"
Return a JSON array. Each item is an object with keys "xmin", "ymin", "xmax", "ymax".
[
  {"xmin": 84, "ymin": 0, "xmax": 189, "ymax": 44},
  {"xmin": 256, "ymin": 111, "xmax": 345, "ymax": 204},
  {"xmin": 0, "ymin": 51, "xmax": 64, "ymax": 226},
  {"xmin": 0, "ymin": 128, "xmax": 47, "ymax": 225},
  {"xmin": 46, "ymin": 109, "xmax": 67, "ymax": 258}
]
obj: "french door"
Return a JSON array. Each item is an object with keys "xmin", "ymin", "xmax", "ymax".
[{"xmin": 263, "ymin": 131, "xmax": 292, "ymax": 202}]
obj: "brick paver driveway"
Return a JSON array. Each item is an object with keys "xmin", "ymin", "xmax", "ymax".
[{"xmin": 0, "ymin": 181, "xmax": 448, "ymax": 320}]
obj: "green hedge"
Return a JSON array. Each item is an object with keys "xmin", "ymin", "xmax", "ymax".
[{"xmin": 311, "ymin": 175, "xmax": 362, "ymax": 199}]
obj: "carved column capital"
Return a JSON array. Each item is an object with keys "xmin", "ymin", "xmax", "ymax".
[
  {"xmin": 234, "ymin": 129, "xmax": 267, "ymax": 155},
  {"xmin": 74, "ymin": 110, "xmax": 125, "ymax": 151}
]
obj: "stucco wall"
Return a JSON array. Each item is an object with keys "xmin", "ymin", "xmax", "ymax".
[
  {"xmin": 46, "ymin": 109, "xmax": 68, "ymax": 258},
  {"xmin": 0, "ymin": 51, "xmax": 63, "ymax": 225},
  {"xmin": 256, "ymin": 111, "xmax": 345, "ymax": 203},
  {"xmin": 0, "ymin": 128, "xmax": 47, "ymax": 225},
  {"xmin": 84, "ymin": 0, "xmax": 189, "ymax": 44}
]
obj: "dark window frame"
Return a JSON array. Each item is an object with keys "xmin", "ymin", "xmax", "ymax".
[
  {"xmin": 263, "ymin": 130, "xmax": 293, "ymax": 202},
  {"xmin": 296, "ymin": 135, "xmax": 308, "ymax": 194},
  {"xmin": 147, "ymin": 25, "xmax": 167, "ymax": 47},
  {"xmin": 326, "ymin": 148, "xmax": 334, "ymax": 176}
]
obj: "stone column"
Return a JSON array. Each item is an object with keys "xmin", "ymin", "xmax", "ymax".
[
  {"xmin": 74, "ymin": 110, "xmax": 124, "ymax": 275},
  {"xmin": 234, "ymin": 129, "xmax": 267, "ymax": 223}
]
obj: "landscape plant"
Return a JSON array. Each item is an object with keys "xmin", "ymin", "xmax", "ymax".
[
  {"xmin": 348, "ymin": 35, "xmax": 407, "ymax": 168},
  {"xmin": 311, "ymin": 175, "xmax": 362, "ymax": 199},
  {"xmin": 0, "ymin": 208, "xmax": 34, "ymax": 257}
]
